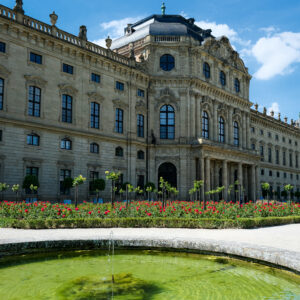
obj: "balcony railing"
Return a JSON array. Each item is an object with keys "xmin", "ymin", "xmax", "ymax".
[{"xmin": 0, "ymin": 4, "xmax": 132, "ymax": 66}]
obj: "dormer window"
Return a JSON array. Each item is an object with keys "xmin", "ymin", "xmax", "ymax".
[{"xmin": 160, "ymin": 54, "xmax": 175, "ymax": 71}]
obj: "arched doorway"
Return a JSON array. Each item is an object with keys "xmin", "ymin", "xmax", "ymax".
[{"xmin": 158, "ymin": 162, "xmax": 177, "ymax": 188}]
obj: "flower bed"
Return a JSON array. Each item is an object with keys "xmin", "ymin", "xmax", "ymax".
[{"xmin": 0, "ymin": 200, "xmax": 299, "ymax": 229}]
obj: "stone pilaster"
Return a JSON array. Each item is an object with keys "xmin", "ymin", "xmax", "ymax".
[{"xmin": 222, "ymin": 160, "xmax": 228, "ymax": 201}]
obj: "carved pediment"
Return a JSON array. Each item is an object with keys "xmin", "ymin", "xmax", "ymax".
[
  {"xmin": 0, "ymin": 65, "xmax": 10, "ymax": 77},
  {"xmin": 58, "ymin": 84, "xmax": 78, "ymax": 95},
  {"xmin": 159, "ymin": 87, "xmax": 177, "ymax": 100},
  {"xmin": 202, "ymin": 37, "xmax": 248, "ymax": 74},
  {"xmin": 112, "ymin": 98, "xmax": 128, "ymax": 109},
  {"xmin": 87, "ymin": 91, "xmax": 104, "ymax": 102},
  {"xmin": 24, "ymin": 75, "xmax": 47, "ymax": 87},
  {"xmin": 135, "ymin": 100, "xmax": 147, "ymax": 113}
]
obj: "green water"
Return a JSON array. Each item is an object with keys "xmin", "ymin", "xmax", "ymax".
[{"xmin": 0, "ymin": 250, "xmax": 299, "ymax": 300}]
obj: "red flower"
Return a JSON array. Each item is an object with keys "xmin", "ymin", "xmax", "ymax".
[
  {"xmin": 41, "ymin": 208, "xmax": 44, "ymax": 212},
  {"xmin": 147, "ymin": 212, "xmax": 152, "ymax": 216},
  {"xmin": 75, "ymin": 207, "xmax": 79, "ymax": 211},
  {"xmin": 88, "ymin": 211, "xmax": 92, "ymax": 215},
  {"xmin": 62, "ymin": 214, "xmax": 66, "ymax": 218},
  {"xmin": 25, "ymin": 209, "xmax": 28, "ymax": 213}
]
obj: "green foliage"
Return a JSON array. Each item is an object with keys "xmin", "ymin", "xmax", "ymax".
[
  {"xmin": 121, "ymin": 182, "xmax": 131, "ymax": 190},
  {"xmin": 284, "ymin": 184, "xmax": 294, "ymax": 192},
  {"xmin": 22, "ymin": 175, "xmax": 39, "ymax": 190},
  {"xmin": 90, "ymin": 179, "xmax": 105, "ymax": 192},
  {"xmin": 0, "ymin": 183, "xmax": 10, "ymax": 192},
  {"xmin": 261, "ymin": 182, "xmax": 270, "ymax": 191},
  {"xmin": 105, "ymin": 170, "xmax": 121, "ymax": 181},
  {"xmin": 73, "ymin": 175, "xmax": 86, "ymax": 187},
  {"xmin": 145, "ymin": 182, "xmax": 155, "ymax": 191},
  {"xmin": 12, "ymin": 184, "xmax": 20, "ymax": 193}
]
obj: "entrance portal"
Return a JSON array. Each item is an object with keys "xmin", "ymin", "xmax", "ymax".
[{"xmin": 158, "ymin": 162, "xmax": 177, "ymax": 188}]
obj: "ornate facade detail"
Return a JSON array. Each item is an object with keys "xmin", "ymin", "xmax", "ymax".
[
  {"xmin": 112, "ymin": 98, "xmax": 128, "ymax": 109},
  {"xmin": 58, "ymin": 84, "xmax": 78, "ymax": 95},
  {"xmin": 87, "ymin": 91, "xmax": 105, "ymax": 103},
  {"xmin": 24, "ymin": 75, "xmax": 47, "ymax": 87},
  {"xmin": 135, "ymin": 100, "xmax": 147, "ymax": 113}
]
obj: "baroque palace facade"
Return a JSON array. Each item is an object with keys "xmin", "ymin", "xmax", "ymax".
[{"xmin": 0, "ymin": 1, "xmax": 299, "ymax": 201}]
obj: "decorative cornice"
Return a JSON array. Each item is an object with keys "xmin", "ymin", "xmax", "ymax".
[
  {"xmin": 87, "ymin": 91, "xmax": 105, "ymax": 102},
  {"xmin": 112, "ymin": 98, "xmax": 128, "ymax": 109}
]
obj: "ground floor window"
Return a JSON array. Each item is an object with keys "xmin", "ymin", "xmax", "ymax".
[
  {"xmin": 89, "ymin": 171, "xmax": 99, "ymax": 194},
  {"xmin": 60, "ymin": 169, "xmax": 72, "ymax": 195}
]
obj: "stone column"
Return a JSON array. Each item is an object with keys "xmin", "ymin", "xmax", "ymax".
[
  {"xmin": 228, "ymin": 107, "xmax": 233, "ymax": 145},
  {"xmin": 250, "ymin": 164, "xmax": 256, "ymax": 202},
  {"xmin": 222, "ymin": 160, "xmax": 228, "ymax": 201},
  {"xmin": 213, "ymin": 101, "xmax": 218, "ymax": 142},
  {"xmin": 195, "ymin": 96, "xmax": 200, "ymax": 138},
  {"xmin": 238, "ymin": 162, "xmax": 243, "ymax": 202},
  {"xmin": 214, "ymin": 161, "xmax": 219, "ymax": 200},
  {"xmin": 200, "ymin": 157, "xmax": 205, "ymax": 201},
  {"xmin": 246, "ymin": 114, "xmax": 250, "ymax": 149},
  {"xmin": 255, "ymin": 165, "xmax": 259, "ymax": 200},
  {"xmin": 190, "ymin": 93, "xmax": 196, "ymax": 138},
  {"xmin": 205, "ymin": 157, "xmax": 211, "ymax": 200},
  {"xmin": 242, "ymin": 112, "xmax": 246, "ymax": 149}
]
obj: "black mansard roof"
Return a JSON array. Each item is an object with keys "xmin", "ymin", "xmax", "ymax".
[{"xmin": 112, "ymin": 14, "xmax": 213, "ymax": 49}]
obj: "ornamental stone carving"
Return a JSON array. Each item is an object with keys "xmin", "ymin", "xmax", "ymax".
[
  {"xmin": 87, "ymin": 91, "xmax": 104, "ymax": 103},
  {"xmin": 24, "ymin": 75, "xmax": 47, "ymax": 87},
  {"xmin": 58, "ymin": 84, "xmax": 78, "ymax": 95}
]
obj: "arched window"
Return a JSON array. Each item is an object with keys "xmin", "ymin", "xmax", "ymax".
[
  {"xmin": 202, "ymin": 111, "xmax": 209, "ymax": 139},
  {"xmin": 234, "ymin": 78, "xmax": 240, "ymax": 93},
  {"xmin": 218, "ymin": 116, "xmax": 225, "ymax": 143},
  {"xmin": 203, "ymin": 62, "xmax": 210, "ymax": 79},
  {"xmin": 220, "ymin": 71, "xmax": 226, "ymax": 86},
  {"xmin": 91, "ymin": 102, "xmax": 100, "ymax": 129},
  {"xmin": 160, "ymin": 54, "xmax": 175, "ymax": 71},
  {"xmin": 0, "ymin": 78, "xmax": 4, "ymax": 110},
  {"xmin": 115, "ymin": 146, "xmax": 123, "ymax": 157},
  {"xmin": 137, "ymin": 150, "xmax": 145, "ymax": 160},
  {"xmin": 90, "ymin": 142, "xmax": 99, "ymax": 154},
  {"xmin": 233, "ymin": 121, "xmax": 239, "ymax": 146},
  {"xmin": 61, "ymin": 138, "xmax": 72, "ymax": 150},
  {"xmin": 28, "ymin": 86, "xmax": 41, "ymax": 117},
  {"xmin": 27, "ymin": 133, "xmax": 39, "ymax": 146},
  {"xmin": 62, "ymin": 94, "xmax": 72, "ymax": 123},
  {"xmin": 160, "ymin": 105, "xmax": 175, "ymax": 139}
]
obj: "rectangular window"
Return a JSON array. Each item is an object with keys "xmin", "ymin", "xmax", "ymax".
[
  {"xmin": 60, "ymin": 169, "xmax": 72, "ymax": 195},
  {"xmin": 251, "ymin": 144, "xmax": 256, "ymax": 150},
  {"xmin": 296, "ymin": 155, "xmax": 299, "ymax": 168},
  {"xmin": 30, "ymin": 52, "xmax": 42, "ymax": 64},
  {"xmin": 283, "ymin": 152, "xmax": 286, "ymax": 166},
  {"xmin": 116, "ymin": 81, "xmax": 124, "ymax": 91},
  {"xmin": 282, "ymin": 137, "xmax": 285, "ymax": 142},
  {"xmin": 290, "ymin": 173, "xmax": 293, "ymax": 179},
  {"xmin": 289, "ymin": 153, "xmax": 293, "ymax": 167},
  {"xmin": 89, "ymin": 171, "xmax": 99, "ymax": 193},
  {"xmin": 137, "ymin": 114, "xmax": 144, "ymax": 138},
  {"xmin": 27, "ymin": 134, "xmax": 39, "ymax": 146},
  {"xmin": 137, "ymin": 89, "xmax": 145, "ymax": 97},
  {"xmin": 251, "ymin": 127, "xmax": 255, "ymax": 133},
  {"xmin": 0, "ymin": 130, "xmax": 2, "ymax": 141},
  {"xmin": 62, "ymin": 63, "xmax": 73, "ymax": 74},
  {"xmin": 260, "ymin": 129, "xmax": 264, "ymax": 135},
  {"xmin": 62, "ymin": 95, "xmax": 72, "ymax": 123},
  {"xmin": 276, "ymin": 149, "xmax": 279, "ymax": 164},
  {"xmin": 0, "ymin": 42, "xmax": 6, "ymax": 53},
  {"xmin": 137, "ymin": 175, "xmax": 145, "ymax": 189},
  {"xmin": 275, "ymin": 134, "xmax": 279, "ymax": 141},
  {"xmin": 90, "ymin": 102, "xmax": 100, "ymax": 129},
  {"xmin": 26, "ymin": 167, "xmax": 39, "ymax": 177},
  {"xmin": 268, "ymin": 132, "xmax": 271, "ymax": 138},
  {"xmin": 284, "ymin": 172, "xmax": 287, "ymax": 178},
  {"xmin": 260, "ymin": 145, "xmax": 264, "ymax": 161},
  {"xmin": 25, "ymin": 167, "xmax": 39, "ymax": 194},
  {"xmin": 0, "ymin": 78, "xmax": 4, "ymax": 110},
  {"xmin": 277, "ymin": 171, "xmax": 280, "ymax": 178},
  {"xmin": 269, "ymin": 170, "xmax": 272, "ymax": 177},
  {"xmin": 261, "ymin": 169, "xmax": 264, "ymax": 176},
  {"xmin": 28, "ymin": 86, "xmax": 41, "ymax": 117},
  {"xmin": 91, "ymin": 73, "xmax": 100, "ymax": 83},
  {"xmin": 115, "ymin": 108, "xmax": 123, "ymax": 133}
]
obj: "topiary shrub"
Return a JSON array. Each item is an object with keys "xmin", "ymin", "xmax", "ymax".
[
  {"xmin": 22, "ymin": 175, "xmax": 39, "ymax": 194},
  {"xmin": 90, "ymin": 179, "xmax": 106, "ymax": 192}
]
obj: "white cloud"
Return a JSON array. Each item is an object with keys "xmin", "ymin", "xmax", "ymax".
[
  {"xmin": 195, "ymin": 21, "xmax": 250, "ymax": 47},
  {"xmin": 195, "ymin": 21, "xmax": 237, "ymax": 40},
  {"xmin": 260, "ymin": 26, "xmax": 277, "ymax": 35},
  {"xmin": 92, "ymin": 16, "xmax": 142, "ymax": 47},
  {"xmin": 268, "ymin": 102, "xmax": 280, "ymax": 115},
  {"xmin": 252, "ymin": 32, "xmax": 300, "ymax": 80}
]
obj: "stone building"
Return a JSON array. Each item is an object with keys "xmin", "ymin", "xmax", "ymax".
[{"xmin": 0, "ymin": 1, "xmax": 299, "ymax": 201}]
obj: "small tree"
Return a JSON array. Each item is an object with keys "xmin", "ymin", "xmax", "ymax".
[
  {"xmin": 12, "ymin": 184, "xmax": 20, "ymax": 202},
  {"xmin": 261, "ymin": 182, "xmax": 270, "ymax": 204},
  {"xmin": 284, "ymin": 184, "xmax": 294, "ymax": 204},
  {"xmin": 22, "ymin": 175, "xmax": 39, "ymax": 196},
  {"xmin": 73, "ymin": 175, "xmax": 86, "ymax": 208},
  {"xmin": 105, "ymin": 171, "xmax": 121, "ymax": 207},
  {"xmin": 0, "ymin": 183, "xmax": 10, "ymax": 201},
  {"xmin": 193, "ymin": 180, "xmax": 204, "ymax": 205},
  {"xmin": 145, "ymin": 182, "xmax": 155, "ymax": 201},
  {"xmin": 90, "ymin": 179, "xmax": 106, "ymax": 200}
]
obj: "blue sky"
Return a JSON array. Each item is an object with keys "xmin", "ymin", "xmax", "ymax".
[{"xmin": 3, "ymin": 0, "xmax": 300, "ymax": 121}]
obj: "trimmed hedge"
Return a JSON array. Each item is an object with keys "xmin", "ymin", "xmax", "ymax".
[{"xmin": 0, "ymin": 216, "xmax": 299, "ymax": 229}]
